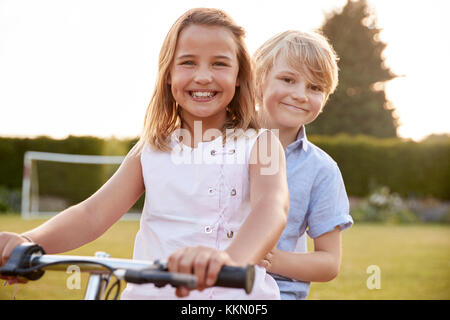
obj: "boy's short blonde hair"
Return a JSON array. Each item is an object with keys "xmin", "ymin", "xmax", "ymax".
[{"xmin": 252, "ymin": 30, "xmax": 339, "ymax": 105}]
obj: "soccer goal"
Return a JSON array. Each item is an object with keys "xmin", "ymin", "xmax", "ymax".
[{"xmin": 21, "ymin": 151, "xmax": 142, "ymax": 220}]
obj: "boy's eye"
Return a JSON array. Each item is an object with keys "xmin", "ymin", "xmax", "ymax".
[
  {"xmin": 281, "ymin": 77, "xmax": 294, "ymax": 84},
  {"xmin": 310, "ymin": 84, "xmax": 323, "ymax": 92}
]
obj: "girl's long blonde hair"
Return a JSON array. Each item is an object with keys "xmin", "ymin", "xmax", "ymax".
[{"xmin": 135, "ymin": 8, "xmax": 259, "ymax": 153}]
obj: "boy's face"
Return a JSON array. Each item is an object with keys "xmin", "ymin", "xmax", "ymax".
[{"xmin": 261, "ymin": 55, "xmax": 325, "ymax": 131}]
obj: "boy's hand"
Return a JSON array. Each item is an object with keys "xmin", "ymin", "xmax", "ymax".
[
  {"xmin": 167, "ymin": 246, "xmax": 236, "ymax": 298},
  {"xmin": 0, "ymin": 232, "xmax": 30, "ymax": 284},
  {"xmin": 257, "ymin": 249, "xmax": 276, "ymax": 273}
]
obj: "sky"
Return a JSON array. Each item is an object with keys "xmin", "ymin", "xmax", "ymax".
[{"xmin": 0, "ymin": 0, "xmax": 449, "ymax": 141}]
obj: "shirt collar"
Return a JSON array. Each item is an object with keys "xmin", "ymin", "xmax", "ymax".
[{"xmin": 286, "ymin": 126, "xmax": 309, "ymax": 152}]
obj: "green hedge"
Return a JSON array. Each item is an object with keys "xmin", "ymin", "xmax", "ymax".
[
  {"xmin": 0, "ymin": 136, "xmax": 138, "ymax": 208},
  {"xmin": 0, "ymin": 134, "xmax": 449, "ymax": 203},
  {"xmin": 309, "ymin": 134, "xmax": 450, "ymax": 200}
]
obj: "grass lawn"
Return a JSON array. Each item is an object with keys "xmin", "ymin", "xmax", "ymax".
[
  {"xmin": 0, "ymin": 214, "xmax": 449, "ymax": 300},
  {"xmin": 307, "ymin": 223, "xmax": 449, "ymax": 300}
]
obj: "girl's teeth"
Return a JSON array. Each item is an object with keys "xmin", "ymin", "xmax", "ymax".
[{"xmin": 191, "ymin": 91, "xmax": 215, "ymax": 98}]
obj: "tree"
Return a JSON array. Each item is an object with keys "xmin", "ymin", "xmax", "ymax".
[{"xmin": 308, "ymin": 0, "xmax": 398, "ymax": 137}]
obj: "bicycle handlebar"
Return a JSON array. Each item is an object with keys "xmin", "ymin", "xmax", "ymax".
[
  {"xmin": 116, "ymin": 263, "xmax": 255, "ymax": 293},
  {"xmin": 0, "ymin": 243, "xmax": 255, "ymax": 294}
]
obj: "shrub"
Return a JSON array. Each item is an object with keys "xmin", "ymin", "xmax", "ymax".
[
  {"xmin": 0, "ymin": 186, "xmax": 21, "ymax": 214},
  {"xmin": 351, "ymin": 186, "xmax": 419, "ymax": 223}
]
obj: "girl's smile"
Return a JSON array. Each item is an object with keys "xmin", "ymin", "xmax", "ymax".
[
  {"xmin": 169, "ymin": 24, "xmax": 240, "ymax": 131},
  {"xmin": 188, "ymin": 89, "xmax": 219, "ymax": 102}
]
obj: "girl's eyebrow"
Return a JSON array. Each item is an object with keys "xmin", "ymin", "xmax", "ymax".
[
  {"xmin": 214, "ymin": 55, "xmax": 233, "ymax": 60},
  {"xmin": 175, "ymin": 54, "xmax": 195, "ymax": 60},
  {"xmin": 175, "ymin": 54, "xmax": 233, "ymax": 61}
]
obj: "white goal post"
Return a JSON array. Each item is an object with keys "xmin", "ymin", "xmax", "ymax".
[{"xmin": 21, "ymin": 151, "xmax": 141, "ymax": 220}]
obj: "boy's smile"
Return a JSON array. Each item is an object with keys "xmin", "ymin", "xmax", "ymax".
[
  {"xmin": 280, "ymin": 102, "xmax": 309, "ymax": 113},
  {"xmin": 261, "ymin": 55, "xmax": 325, "ymax": 131}
]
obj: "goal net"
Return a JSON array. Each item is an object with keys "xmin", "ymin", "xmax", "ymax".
[{"xmin": 21, "ymin": 151, "xmax": 143, "ymax": 220}]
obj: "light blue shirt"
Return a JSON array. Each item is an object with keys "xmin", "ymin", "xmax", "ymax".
[{"xmin": 271, "ymin": 126, "xmax": 354, "ymax": 300}]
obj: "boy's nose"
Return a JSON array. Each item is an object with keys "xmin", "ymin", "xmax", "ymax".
[{"xmin": 291, "ymin": 87, "xmax": 308, "ymax": 103}]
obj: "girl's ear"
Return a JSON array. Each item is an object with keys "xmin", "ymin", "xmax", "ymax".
[
  {"xmin": 256, "ymin": 85, "xmax": 263, "ymax": 102},
  {"xmin": 235, "ymin": 75, "xmax": 240, "ymax": 87},
  {"xmin": 167, "ymin": 72, "xmax": 171, "ymax": 85}
]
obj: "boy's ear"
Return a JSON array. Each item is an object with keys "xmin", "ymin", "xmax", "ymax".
[
  {"xmin": 319, "ymin": 103, "xmax": 325, "ymax": 114},
  {"xmin": 319, "ymin": 95, "xmax": 329, "ymax": 113}
]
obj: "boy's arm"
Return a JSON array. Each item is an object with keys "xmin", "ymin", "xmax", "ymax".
[
  {"xmin": 262, "ymin": 227, "xmax": 342, "ymax": 282},
  {"xmin": 261, "ymin": 157, "xmax": 352, "ymax": 282},
  {"xmin": 225, "ymin": 130, "xmax": 289, "ymax": 265},
  {"xmin": 8, "ymin": 147, "xmax": 145, "ymax": 255}
]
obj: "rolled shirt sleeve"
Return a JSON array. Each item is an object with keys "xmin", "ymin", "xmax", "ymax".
[{"xmin": 306, "ymin": 161, "xmax": 354, "ymax": 239}]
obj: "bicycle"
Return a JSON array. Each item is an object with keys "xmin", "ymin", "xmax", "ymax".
[{"xmin": 0, "ymin": 243, "xmax": 255, "ymax": 300}]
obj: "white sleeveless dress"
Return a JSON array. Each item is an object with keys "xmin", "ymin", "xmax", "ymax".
[{"xmin": 121, "ymin": 129, "xmax": 280, "ymax": 299}]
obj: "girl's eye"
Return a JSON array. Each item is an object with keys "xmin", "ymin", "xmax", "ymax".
[
  {"xmin": 213, "ymin": 61, "xmax": 228, "ymax": 67},
  {"xmin": 180, "ymin": 61, "xmax": 195, "ymax": 66}
]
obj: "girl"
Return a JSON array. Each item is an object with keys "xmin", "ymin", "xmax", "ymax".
[{"xmin": 0, "ymin": 8, "xmax": 289, "ymax": 300}]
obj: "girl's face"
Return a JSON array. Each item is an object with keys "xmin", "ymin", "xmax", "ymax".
[
  {"xmin": 261, "ymin": 55, "xmax": 325, "ymax": 131},
  {"xmin": 169, "ymin": 24, "xmax": 240, "ymax": 129}
]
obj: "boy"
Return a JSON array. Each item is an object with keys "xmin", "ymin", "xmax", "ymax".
[{"xmin": 252, "ymin": 30, "xmax": 353, "ymax": 299}]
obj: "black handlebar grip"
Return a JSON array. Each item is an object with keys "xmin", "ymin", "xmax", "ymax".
[
  {"xmin": 123, "ymin": 269, "xmax": 197, "ymax": 289},
  {"xmin": 214, "ymin": 265, "xmax": 255, "ymax": 294}
]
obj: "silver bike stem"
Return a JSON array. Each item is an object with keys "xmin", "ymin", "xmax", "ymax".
[{"xmin": 84, "ymin": 251, "xmax": 111, "ymax": 300}]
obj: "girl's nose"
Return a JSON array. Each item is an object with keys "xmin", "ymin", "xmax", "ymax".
[{"xmin": 194, "ymin": 67, "xmax": 213, "ymax": 84}]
